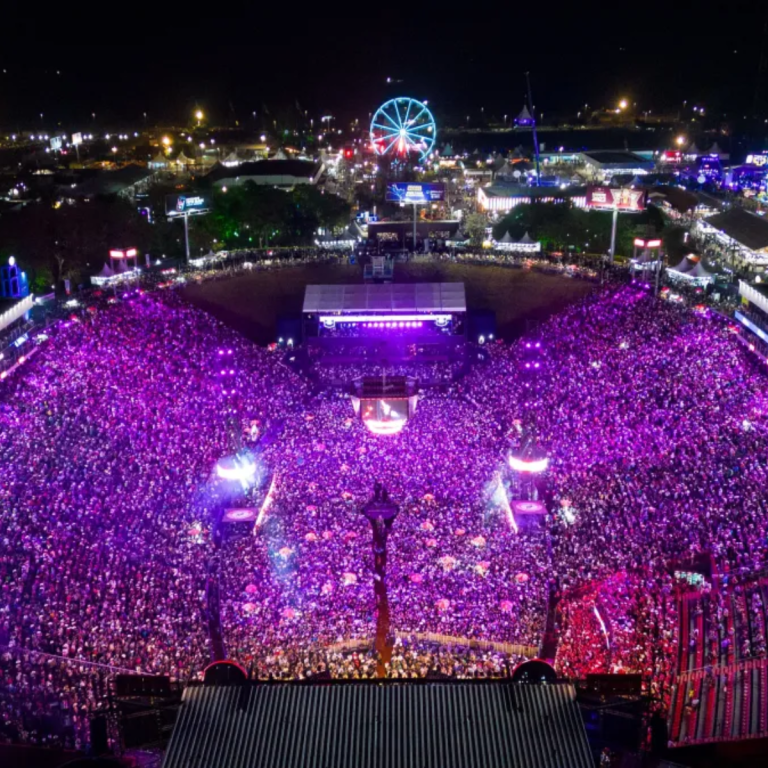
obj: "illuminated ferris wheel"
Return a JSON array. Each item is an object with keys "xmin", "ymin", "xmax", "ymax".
[{"xmin": 370, "ymin": 97, "xmax": 436, "ymax": 160}]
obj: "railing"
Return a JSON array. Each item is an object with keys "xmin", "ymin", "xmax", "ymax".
[
  {"xmin": 740, "ymin": 280, "xmax": 768, "ymax": 316},
  {"xmin": 0, "ymin": 294, "xmax": 33, "ymax": 334},
  {"xmin": 0, "ymin": 643, "xmax": 147, "ymax": 676},
  {"xmin": 393, "ymin": 631, "xmax": 537, "ymax": 658}
]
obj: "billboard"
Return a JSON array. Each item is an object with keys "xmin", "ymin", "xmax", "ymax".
[
  {"xmin": 386, "ymin": 182, "xmax": 445, "ymax": 204},
  {"xmin": 71, "ymin": 132, "xmax": 83, "ymax": 146},
  {"xmin": 586, "ymin": 186, "xmax": 647, "ymax": 212},
  {"xmin": 165, "ymin": 193, "xmax": 211, "ymax": 217}
]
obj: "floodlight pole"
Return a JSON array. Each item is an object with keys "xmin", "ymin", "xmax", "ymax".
[
  {"xmin": 184, "ymin": 210, "xmax": 191, "ymax": 265},
  {"xmin": 655, "ymin": 249, "xmax": 663, "ymax": 296},
  {"xmin": 413, "ymin": 204, "xmax": 417, "ymax": 254},
  {"xmin": 609, "ymin": 207, "xmax": 618, "ymax": 262}
]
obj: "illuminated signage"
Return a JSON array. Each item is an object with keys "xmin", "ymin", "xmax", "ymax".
[
  {"xmin": 165, "ymin": 193, "xmax": 211, "ymax": 217},
  {"xmin": 71, "ymin": 133, "xmax": 83, "ymax": 146},
  {"xmin": 587, "ymin": 186, "xmax": 647, "ymax": 212},
  {"xmin": 386, "ymin": 182, "xmax": 445, "ymax": 204},
  {"xmin": 746, "ymin": 154, "xmax": 768, "ymax": 167},
  {"xmin": 109, "ymin": 248, "xmax": 138, "ymax": 260}
]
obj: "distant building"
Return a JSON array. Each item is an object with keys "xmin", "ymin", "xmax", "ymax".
[
  {"xmin": 206, "ymin": 160, "xmax": 324, "ymax": 189},
  {"xmin": 580, "ymin": 150, "xmax": 654, "ymax": 181},
  {"xmin": 695, "ymin": 207, "xmax": 768, "ymax": 270},
  {"xmin": 63, "ymin": 165, "xmax": 156, "ymax": 200},
  {"xmin": 477, "ymin": 184, "xmax": 588, "ymax": 213}
]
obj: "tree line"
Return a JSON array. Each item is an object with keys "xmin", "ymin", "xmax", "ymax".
[{"xmin": 0, "ymin": 181, "xmax": 351, "ymax": 292}]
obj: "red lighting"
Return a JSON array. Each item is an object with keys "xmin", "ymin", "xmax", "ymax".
[
  {"xmin": 647, "ymin": 239, "xmax": 662, "ymax": 248},
  {"xmin": 109, "ymin": 249, "xmax": 125, "ymax": 259}
]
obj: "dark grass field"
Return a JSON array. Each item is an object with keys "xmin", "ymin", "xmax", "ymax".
[{"xmin": 182, "ymin": 263, "xmax": 595, "ymax": 345}]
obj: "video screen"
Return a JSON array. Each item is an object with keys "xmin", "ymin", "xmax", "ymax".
[{"xmin": 361, "ymin": 398, "xmax": 409, "ymax": 435}]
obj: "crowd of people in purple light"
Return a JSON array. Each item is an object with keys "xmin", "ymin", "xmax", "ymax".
[{"xmin": 1, "ymin": 271, "xmax": 767, "ymax": 750}]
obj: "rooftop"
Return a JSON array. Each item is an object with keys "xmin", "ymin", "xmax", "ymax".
[
  {"xmin": 581, "ymin": 150, "xmax": 654, "ymax": 167},
  {"xmin": 706, "ymin": 207, "xmax": 768, "ymax": 251},
  {"xmin": 206, "ymin": 159, "xmax": 322, "ymax": 184},
  {"xmin": 481, "ymin": 184, "xmax": 587, "ymax": 199},
  {"xmin": 66, "ymin": 165, "xmax": 154, "ymax": 197}
]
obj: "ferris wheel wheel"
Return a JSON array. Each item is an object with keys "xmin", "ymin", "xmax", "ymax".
[{"xmin": 370, "ymin": 97, "xmax": 436, "ymax": 160}]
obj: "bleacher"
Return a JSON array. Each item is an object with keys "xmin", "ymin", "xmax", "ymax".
[{"xmin": 668, "ymin": 579, "xmax": 768, "ymax": 745}]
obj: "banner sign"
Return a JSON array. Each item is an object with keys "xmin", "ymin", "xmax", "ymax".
[
  {"xmin": 165, "ymin": 194, "xmax": 211, "ymax": 217},
  {"xmin": 386, "ymin": 182, "xmax": 445, "ymax": 204},
  {"xmin": 586, "ymin": 186, "xmax": 647, "ymax": 212},
  {"xmin": 746, "ymin": 153, "xmax": 768, "ymax": 167}
]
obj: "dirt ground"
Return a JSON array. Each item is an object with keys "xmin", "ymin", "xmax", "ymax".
[{"xmin": 182, "ymin": 262, "xmax": 594, "ymax": 345}]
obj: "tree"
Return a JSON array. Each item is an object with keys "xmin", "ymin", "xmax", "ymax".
[
  {"xmin": 464, "ymin": 213, "xmax": 488, "ymax": 246},
  {"xmin": 0, "ymin": 197, "xmax": 155, "ymax": 288},
  {"xmin": 199, "ymin": 183, "xmax": 351, "ymax": 248}
]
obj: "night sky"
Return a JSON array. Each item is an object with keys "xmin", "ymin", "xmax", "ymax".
[{"xmin": 2, "ymin": 1, "xmax": 767, "ymax": 127}]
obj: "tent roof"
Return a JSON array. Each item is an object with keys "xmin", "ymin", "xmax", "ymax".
[
  {"xmin": 669, "ymin": 256, "xmax": 697, "ymax": 273},
  {"xmin": 517, "ymin": 105, "xmax": 533, "ymax": 121}
]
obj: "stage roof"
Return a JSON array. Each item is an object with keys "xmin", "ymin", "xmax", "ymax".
[
  {"xmin": 303, "ymin": 283, "xmax": 466, "ymax": 314},
  {"xmin": 162, "ymin": 681, "xmax": 592, "ymax": 768}
]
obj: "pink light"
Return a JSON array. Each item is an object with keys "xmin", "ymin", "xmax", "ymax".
[
  {"xmin": 216, "ymin": 456, "xmax": 257, "ymax": 481},
  {"xmin": 509, "ymin": 456, "xmax": 549, "ymax": 473},
  {"xmin": 109, "ymin": 249, "xmax": 125, "ymax": 259},
  {"xmin": 126, "ymin": 248, "xmax": 137, "ymax": 258},
  {"xmin": 364, "ymin": 419, "xmax": 406, "ymax": 435},
  {"xmin": 594, "ymin": 605, "xmax": 610, "ymax": 649}
]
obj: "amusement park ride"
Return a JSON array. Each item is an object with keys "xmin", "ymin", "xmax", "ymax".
[
  {"xmin": 369, "ymin": 97, "xmax": 436, "ymax": 161},
  {"xmin": 369, "ymin": 97, "xmax": 439, "ymax": 249}
]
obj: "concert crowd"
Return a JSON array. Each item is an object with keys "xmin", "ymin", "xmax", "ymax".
[{"xmin": 0, "ymin": 278, "xmax": 766, "ymax": 750}]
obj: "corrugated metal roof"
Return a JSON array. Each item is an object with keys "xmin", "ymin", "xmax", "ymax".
[
  {"xmin": 706, "ymin": 207, "xmax": 768, "ymax": 251},
  {"xmin": 163, "ymin": 681, "xmax": 592, "ymax": 768},
  {"xmin": 302, "ymin": 283, "xmax": 466, "ymax": 314}
]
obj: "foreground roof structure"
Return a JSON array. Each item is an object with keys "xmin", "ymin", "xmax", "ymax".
[{"xmin": 162, "ymin": 680, "xmax": 592, "ymax": 768}]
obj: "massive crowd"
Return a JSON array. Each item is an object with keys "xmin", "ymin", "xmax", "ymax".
[{"xmin": 1, "ymin": 274, "xmax": 767, "ymax": 750}]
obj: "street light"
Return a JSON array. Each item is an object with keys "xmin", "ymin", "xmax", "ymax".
[
  {"xmin": 161, "ymin": 136, "xmax": 172, "ymax": 146},
  {"xmin": 195, "ymin": 109, "xmax": 204, "ymax": 126},
  {"xmin": 676, "ymin": 135, "xmax": 686, "ymax": 147},
  {"xmin": 618, "ymin": 99, "xmax": 628, "ymax": 110}
]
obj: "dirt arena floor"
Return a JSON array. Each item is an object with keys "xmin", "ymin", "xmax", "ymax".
[{"xmin": 182, "ymin": 262, "xmax": 595, "ymax": 345}]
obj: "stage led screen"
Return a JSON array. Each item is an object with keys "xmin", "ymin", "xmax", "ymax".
[{"xmin": 386, "ymin": 183, "xmax": 445, "ymax": 204}]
